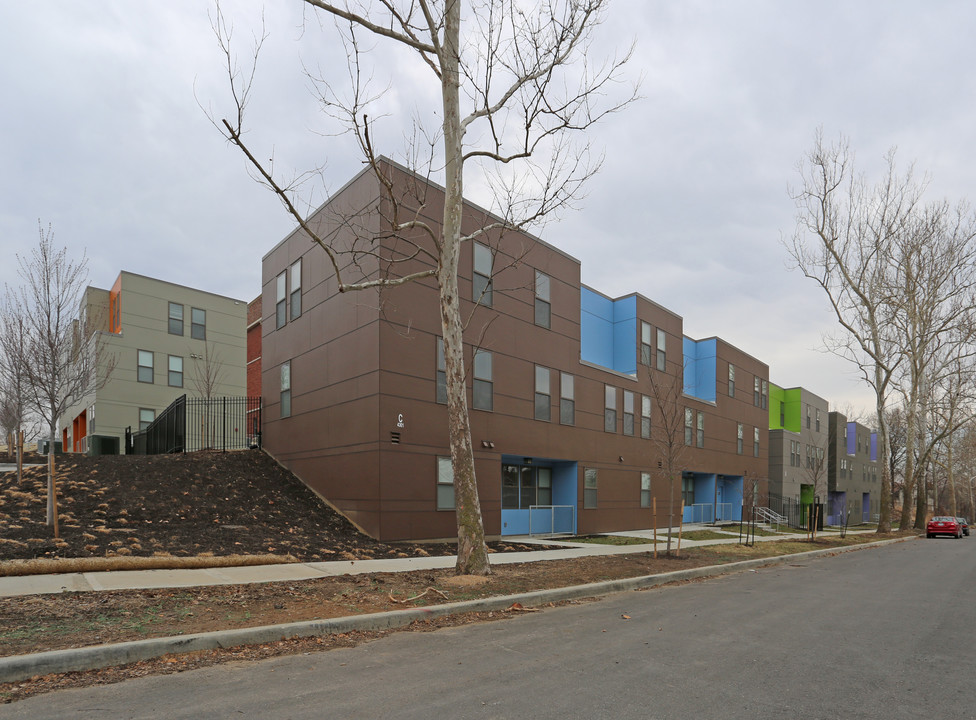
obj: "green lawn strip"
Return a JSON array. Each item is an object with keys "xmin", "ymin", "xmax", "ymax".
[{"xmin": 568, "ymin": 535, "xmax": 661, "ymax": 546}]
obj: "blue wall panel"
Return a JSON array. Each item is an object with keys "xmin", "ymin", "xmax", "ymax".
[
  {"xmin": 612, "ymin": 296, "xmax": 637, "ymax": 375},
  {"xmin": 682, "ymin": 337, "xmax": 717, "ymax": 402},
  {"xmin": 580, "ymin": 288, "xmax": 614, "ymax": 368}
]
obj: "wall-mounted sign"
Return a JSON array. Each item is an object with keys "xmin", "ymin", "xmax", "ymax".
[{"xmin": 396, "ymin": 413, "xmax": 405, "ymax": 429}]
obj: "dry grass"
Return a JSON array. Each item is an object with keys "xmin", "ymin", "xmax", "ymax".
[{"xmin": 0, "ymin": 553, "xmax": 299, "ymax": 577}]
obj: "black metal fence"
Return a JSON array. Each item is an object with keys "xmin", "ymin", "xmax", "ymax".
[
  {"xmin": 126, "ymin": 395, "xmax": 262, "ymax": 454},
  {"xmin": 767, "ymin": 493, "xmax": 824, "ymax": 531}
]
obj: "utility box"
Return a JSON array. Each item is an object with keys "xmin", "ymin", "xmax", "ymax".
[{"xmin": 87, "ymin": 435, "xmax": 120, "ymax": 456}]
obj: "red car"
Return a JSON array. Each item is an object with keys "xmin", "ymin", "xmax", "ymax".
[{"xmin": 927, "ymin": 516, "xmax": 963, "ymax": 539}]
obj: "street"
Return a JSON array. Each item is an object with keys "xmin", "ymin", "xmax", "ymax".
[{"xmin": 3, "ymin": 538, "xmax": 974, "ymax": 719}]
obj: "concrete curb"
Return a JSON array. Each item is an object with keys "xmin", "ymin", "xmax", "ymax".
[{"xmin": 0, "ymin": 537, "xmax": 911, "ymax": 684}]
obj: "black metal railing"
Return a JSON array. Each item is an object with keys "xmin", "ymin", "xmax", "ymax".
[{"xmin": 126, "ymin": 395, "xmax": 261, "ymax": 454}]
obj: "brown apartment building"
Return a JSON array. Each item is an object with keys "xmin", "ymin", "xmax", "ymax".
[{"xmin": 260, "ymin": 160, "xmax": 769, "ymax": 542}]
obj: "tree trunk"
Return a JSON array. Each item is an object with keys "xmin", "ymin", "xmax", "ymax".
[
  {"xmin": 899, "ymin": 402, "xmax": 916, "ymax": 530},
  {"xmin": 439, "ymin": 0, "xmax": 490, "ymax": 576},
  {"xmin": 46, "ymin": 424, "xmax": 55, "ymax": 526},
  {"xmin": 875, "ymin": 373, "xmax": 891, "ymax": 533}
]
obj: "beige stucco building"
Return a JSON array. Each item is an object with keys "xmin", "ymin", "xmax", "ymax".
[{"xmin": 60, "ymin": 271, "xmax": 247, "ymax": 454}]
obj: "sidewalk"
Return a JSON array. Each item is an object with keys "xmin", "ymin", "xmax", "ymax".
[{"xmin": 0, "ymin": 524, "xmax": 860, "ymax": 598}]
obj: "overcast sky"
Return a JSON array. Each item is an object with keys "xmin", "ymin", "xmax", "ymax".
[{"xmin": 3, "ymin": 1, "xmax": 974, "ymax": 416}]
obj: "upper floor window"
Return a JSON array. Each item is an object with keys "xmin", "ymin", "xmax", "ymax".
[
  {"xmin": 623, "ymin": 390, "xmax": 635, "ymax": 436},
  {"xmin": 473, "ymin": 349, "xmax": 493, "ymax": 411},
  {"xmin": 534, "ymin": 270, "xmax": 550, "ymax": 328},
  {"xmin": 641, "ymin": 395, "xmax": 651, "ymax": 439},
  {"xmin": 816, "ymin": 409, "xmax": 821, "ymax": 432},
  {"xmin": 168, "ymin": 355, "xmax": 183, "ymax": 388},
  {"xmin": 640, "ymin": 321, "xmax": 652, "ymax": 366},
  {"xmin": 168, "ymin": 302, "xmax": 183, "ymax": 336},
  {"xmin": 191, "ymin": 308, "xmax": 206, "ymax": 340},
  {"xmin": 728, "ymin": 364, "xmax": 735, "ymax": 397},
  {"xmin": 754, "ymin": 427, "xmax": 760, "ymax": 457},
  {"xmin": 280, "ymin": 361, "xmax": 292, "ymax": 418},
  {"xmin": 737, "ymin": 423, "xmax": 743, "ymax": 454},
  {"xmin": 290, "ymin": 259, "xmax": 302, "ymax": 320},
  {"xmin": 276, "ymin": 271, "xmax": 287, "ymax": 329},
  {"xmin": 696, "ymin": 411, "xmax": 704, "ymax": 448},
  {"xmin": 473, "ymin": 242, "xmax": 492, "ymax": 307},
  {"xmin": 656, "ymin": 329, "xmax": 666, "ymax": 371},
  {"xmin": 435, "ymin": 338, "xmax": 447, "ymax": 404},
  {"xmin": 761, "ymin": 380, "xmax": 768, "ymax": 409},
  {"xmin": 137, "ymin": 350, "xmax": 154, "ymax": 384},
  {"xmin": 604, "ymin": 385, "xmax": 617, "ymax": 433},
  {"xmin": 684, "ymin": 407, "xmax": 693, "ymax": 446},
  {"xmin": 535, "ymin": 365, "xmax": 551, "ymax": 421},
  {"xmin": 806, "ymin": 405, "xmax": 811, "ymax": 429},
  {"xmin": 560, "ymin": 372, "xmax": 575, "ymax": 425},
  {"xmin": 754, "ymin": 377, "xmax": 761, "ymax": 406}
]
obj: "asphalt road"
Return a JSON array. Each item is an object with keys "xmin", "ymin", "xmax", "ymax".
[{"xmin": 4, "ymin": 538, "xmax": 974, "ymax": 719}]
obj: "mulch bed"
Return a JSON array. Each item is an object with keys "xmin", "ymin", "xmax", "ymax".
[{"xmin": 0, "ymin": 450, "xmax": 536, "ymax": 563}]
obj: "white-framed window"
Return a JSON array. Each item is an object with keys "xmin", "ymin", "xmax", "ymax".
[
  {"xmin": 168, "ymin": 355, "xmax": 183, "ymax": 388},
  {"xmin": 535, "ymin": 365, "xmax": 551, "ymax": 421},
  {"xmin": 137, "ymin": 350, "xmax": 154, "ymax": 384},
  {"xmin": 640, "ymin": 472, "xmax": 651, "ymax": 508},
  {"xmin": 604, "ymin": 385, "xmax": 617, "ymax": 433},
  {"xmin": 280, "ymin": 361, "xmax": 292, "ymax": 418},
  {"xmin": 473, "ymin": 349, "xmax": 493, "ymax": 411},
  {"xmin": 168, "ymin": 302, "xmax": 183, "ymax": 336},
  {"xmin": 560, "ymin": 372, "xmax": 574, "ymax": 425},
  {"xmin": 473, "ymin": 242, "xmax": 492, "ymax": 306},
  {"xmin": 436, "ymin": 456, "xmax": 455, "ymax": 510},
  {"xmin": 289, "ymin": 259, "xmax": 302, "ymax": 320},
  {"xmin": 138, "ymin": 408, "xmax": 155, "ymax": 431},
  {"xmin": 191, "ymin": 308, "xmax": 206, "ymax": 341},
  {"xmin": 435, "ymin": 338, "xmax": 447, "ymax": 404},
  {"xmin": 623, "ymin": 390, "xmax": 634, "ymax": 436},
  {"xmin": 641, "ymin": 395, "xmax": 651, "ymax": 439},
  {"xmin": 656, "ymin": 329, "xmax": 666, "ymax": 371},
  {"xmin": 640, "ymin": 321, "xmax": 652, "ymax": 366},
  {"xmin": 584, "ymin": 467, "xmax": 598, "ymax": 509},
  {"xmin": 534, "ymin": 270, "xmax": 550, "ymax": 328},
  {"xmin": 276, "ymin": 271, "xmax": 287, "ymax": 329}
]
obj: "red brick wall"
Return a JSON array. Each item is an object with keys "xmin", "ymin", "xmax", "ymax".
[{"xmin": 246, "ymin": 295, "xmax": 262, "ymax": 399}]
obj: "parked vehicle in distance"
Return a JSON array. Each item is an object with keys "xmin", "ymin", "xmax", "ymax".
[
  {"xmin": 927, "ymin": 516, "xmax": 962, "ymax": 539},
  {"xmin": 956, "ymin": 517, "xmax": 970, "ymax": 536}
]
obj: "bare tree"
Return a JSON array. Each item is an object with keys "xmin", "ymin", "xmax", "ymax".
[
  {"xmin": 210, "ymin": 1, "xmax": 637, "ymax": 574},
  {"xmin": 3, "ymin": 222, "xmax": 113, "ymax": 533},
  {"xmin": 189, "ymin": 342, "xmax": 227, "ymax": 450},
  {"xmin": 0, "ymin": 312, "xmax": 33, "ymax": 472},
  {"xmin": 646, "ymin": 367, "xmax": 687, "ymax": 556},
  {"xmin": 789, "ymin": 132, "xmax": 920, "ymax": 533}
]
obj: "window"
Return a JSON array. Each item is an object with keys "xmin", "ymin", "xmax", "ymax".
[
  {"xmin": 473, "ymin": 349, "xmax": 492, "ymax": 411},
  {"xmin": 754, "ymin": 377, "xmax": 761, "ymax": 406},
  {"xmin": 168, "ymin": 355, "xmax": 183, "ymax": 388},
  {"xmin": 816, "ymin": 409, "xmax": 821, "ymax": 432},
  {"xmin": 280, "ymin": 361, "xmax": 292, "ymax": 418},
  {"xmin": 623, "ymin": 390, "xmax": 634, "ymax": 436},
  {"xmin": 641, "ymin": 395, "xmax": 651, "ymax": 439},
  {"xmin": 779, "ymin": 401, "xmax": 785, "ymax": 427},
  {"xmin": 640, "ymin": 472, "xmax": 651, "ymax": 508},
  {"xmin": 584, "ymin": 468, "xmax": 598, "ymax": 509},
  {"xmin": 276, "ymin": 271, "xmax": 287, "ymax": 329},
  {"xmin": 806, "ymin": 405, "xmax": 811, "ymax": 429},
  {"xmin": 737, "ymin": 423, "xmax": 743, "ymax": 454},
  {"xmin": 640, "ymin": 321, "xmax": 652, "ymax": 366},
  {"xmin": 754, "ymin": 427, "xmax": 760, "ymax": 457},
  {"xmin": 473, "ymin": 242, "xmax": 492, "ymax": 306},
  {"xmin": 289, "ymin": 259, "xmax": 302, "ymax": 320},
  {"xmin": 168, "ymin": 302, "xmax": 183, "ymax": 336},
  {"xmin": 761, "ymin": 380, "xmax": 768, "ymax": 409},
  {"xmin": 503, "ymin": 464, "xmax": 552, "ymax": 509},
  {"xmin": 138, "ymin": 408, "xmax": 155, "ymax": 431},
  {"xmin": 684, "ymin": 407, "xmax": 693, "ymax": 446},
  {"xmin": 436, "ymin": 457, "xmax": 455, "ymax": 510},
  {"xmin": 604, "ymin": 385, "xmax": 617, "ymax": 433},
  {"xmin": 191, "ymin": 308, "xmax": 206, "ymax": 340},
  {"xmin": 656, "ymin": 329, "xmax": 666, "ymax": 371},
  {"xmin": 137, "ymin": 350, "xmax": 153, "ymax": 384},
  {"xmin": 534, "ymin": 365, "xmax": 551, "ymax": 421},
  {"xmin": 728, "ymin": 364, "xmax": 735, "ymax": 397},
  {"xmin": 696, "ymin": 411, "xmax": 704, "ymax": 448},
  {"xmin": 534, "ymin": 270, "xmax": 550, "ymax": 328},
  {"xmin": 435, "ymin": 338, "xmax": 447, "ymax": 404},
  {"xmin": 560, "ymin": 373, "xmax": 574, "ymax": 425},
  {"xmin": 682, "ymin": 474, "xmax": 695, "ymax": 507}
]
